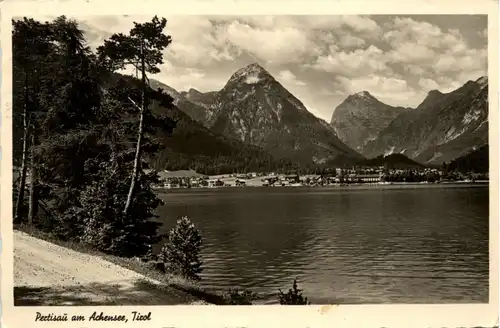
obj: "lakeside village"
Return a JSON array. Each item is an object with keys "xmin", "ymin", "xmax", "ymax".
[{"xmin": 151, "ymin": 167, "xmax": 489, "ymax": 189}]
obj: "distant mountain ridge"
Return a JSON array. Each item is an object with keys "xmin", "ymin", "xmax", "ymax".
[
  {"xmin": 149, "ymin": 67, "xmax": 488, "ymax": 168},
  {"xmin": 148, "ymin": 79, "xmax": 214, "ymax": 124},
  {"xmin": 180, "ymin": 88, "xmax": 217, "ymax": 110},
  {"xmin": 330, "ymin": 91, "xmax": 409, "ymax": 154},
  {"xmin": 358, "ymin": 76, "xmax": 488, "ymax": 165},
  {"xmin": 331, "ymin": 76, "xmax": 488, "ymax": 164},
  {"xmin": 150, "ymin": 63, "xmax": 364, "ymax": 165}
]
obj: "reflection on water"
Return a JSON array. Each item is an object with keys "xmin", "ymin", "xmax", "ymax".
[{"xmin": 155, "ymin": 184, "xmax": 489, "ymax": 304}]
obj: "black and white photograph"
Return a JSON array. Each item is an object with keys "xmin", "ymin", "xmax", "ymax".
[{"xmin": 0, "ymin": 0, "xmax": 498, "ymax": 327}]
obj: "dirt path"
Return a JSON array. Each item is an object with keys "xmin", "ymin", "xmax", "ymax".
[{"xmin": 13, "ymin": 231, "xmax": 208, "ymax": 305}]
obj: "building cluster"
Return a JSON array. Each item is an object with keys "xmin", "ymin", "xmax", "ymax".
[{"xmin": 151, "ymin": 166, "xmax": 488, "ymax": 189}]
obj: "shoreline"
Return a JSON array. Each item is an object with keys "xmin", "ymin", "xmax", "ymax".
[
  {"xmin": 13, "ymin": 226, "xmax": 283, "ymax": 306},
  {"xmin": 154, "ymin": 180, "xmax": 489, "ymax": 191}
]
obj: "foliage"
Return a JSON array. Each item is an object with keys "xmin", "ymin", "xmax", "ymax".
[
  {"xmin": 97, "ymin": 16, "xmax": 171, "ymax": 75},
  {"xmin": 12, "ymin": 15, "xmax": 172, "ymax": 258},
  {"xmin": 77, "ymin": 159, "xmax": 163, "ymax": 257},
  {"xmin": 12, "ymin": 16, "xmax": 104, "ymax": 229},
  {"xmin": 356, "ymin": 153, "xmax": 424, "ymax": 170},
  {"xmin": 12, "ymin": 18, "xmax": 56, "ymax": 222},
  {"xmin": 224, "ymin": 289, "xmax": 257, "ymax": 305},
  {"xmin": 278, "ymin": 279, "xmax": 310, "ymax": 305},
  {"xmin": 97, "ymin": 15, "xmax": 173, "ymax": 216},
  {"xmin": 160, "ymin": 216, "xmax": 203, "ymax": 281},
  {"xmin": 445, "ymin": 145, "xmax": 489, "ymax": 173}
]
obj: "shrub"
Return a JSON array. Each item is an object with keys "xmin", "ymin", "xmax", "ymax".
[
  {"xmin": 225, "ymin": 289, "xmax": 257, "ymax": 305},
  {"xmin": 78, "ymin": 161, "xmax": 163, "ymax": 258},
  {"xmin": 160, "ymin": 216, "xmax": 203, "ymax": 281},
  {"xmin": 278, "ymin": 279, "xmax": 310, "ymax": 305}
]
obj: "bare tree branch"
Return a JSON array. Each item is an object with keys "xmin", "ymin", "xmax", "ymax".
[{"xmin": 127, "ymin": 96, "xmax": 142, "ymax": 111}]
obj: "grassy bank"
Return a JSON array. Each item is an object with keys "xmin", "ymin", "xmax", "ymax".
[{"xmin": 14, "ymin": 224, "xmax": 228, "ymax": 305}]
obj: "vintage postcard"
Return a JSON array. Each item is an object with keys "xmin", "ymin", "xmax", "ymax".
[{"xmin": 1, "ymin": 0, "xmax": 498, "ymax": 327}]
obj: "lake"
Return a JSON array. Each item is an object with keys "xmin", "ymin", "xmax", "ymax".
[{"xmin": 155, "ymin": 184, "xmax": 489, "ymax": 304}]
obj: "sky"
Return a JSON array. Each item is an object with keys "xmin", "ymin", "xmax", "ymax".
[{"xmin": 64, "ymin": 15, "xmax": 488, "ymax": 121}]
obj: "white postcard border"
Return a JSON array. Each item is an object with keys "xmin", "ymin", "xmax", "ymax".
[{"xmin": 1, "ymin": 1, "xmax": 499, "ymax": 327}]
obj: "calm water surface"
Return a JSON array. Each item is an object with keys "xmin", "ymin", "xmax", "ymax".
[{"xmin": 155, "ymin": 184, "xmax": 489, "ymax": 304}]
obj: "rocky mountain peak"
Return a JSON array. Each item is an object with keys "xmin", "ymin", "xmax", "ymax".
[
  {"xmin": 345, "ymin": 91, "xmax": 378, "ymax": 105},
  {"xmin": 427, "ymin": 89, "xmax": 443, "ymax": 96},
  {"xmin": 476, "ymin": 76, "xmax": 488, "ymax": 88},
  {"xmin": 206, "ymin": 63, "xmax": 362, "ymax": 164},
  {"xmin": 417, "ymin": 89, "xmax": 445, "ymax": 110},
  {"xmin": 148, "ymin": 79, "xmax": 181, "ymax": 100},
  {"xmin": 353, "ymin": 90, "xmax": 375, "ymax": 99},
  {"xmin": 181, "ymin": 88, "xmax": 203, "ymax": 99},
  {"xmin": 186, "ymin": 88, "xmax": 203, "ymax": 97},
  {"xmin": 330, "ymin": 91, "xmax": 408, "ymax": 154},
  {"xmin": 227, "ymin": 62, "xmax": 274, "ymax": 85}
]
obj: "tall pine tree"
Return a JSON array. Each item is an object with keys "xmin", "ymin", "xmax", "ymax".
[
  {"xmin": 12, "ymin": 18, "xmax": 54, "ymax": 223},
  {"xmin": 97, "ymin": 16, "xmax": 172, "ymax": 216}
]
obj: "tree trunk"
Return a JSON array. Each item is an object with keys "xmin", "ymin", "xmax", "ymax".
[
  {"xmin": 14, "ymin": 84, "xmax": 30, "ymax": 223},
  {"xmin": 28, "ymin": 128, "xmax": 38, "ymax": 224},
  {"xmin": 123, "ymin": 41, "xmax": 146, "ymax": 215}
]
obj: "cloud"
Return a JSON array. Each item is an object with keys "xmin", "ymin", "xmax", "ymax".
[
  {"xmin": 338, "ymin": 34, "xmax": 366, "ymax": 48},
  {"xmin": 79, "ymin": 15, "xmax": 147, "ymax": 48},
  {"xmin": 218, "ymin": 15, "xmax": 381, "ymax": 35},
  {"xmin": 403, "ymin": 65, "xmax": 426, "ymax": 76},
  {"xmin": 388, "ymin": 42, "xmax": 436, "ymax": 63},
  {"xmin": 153, "ymin": 66, "xmax": 227, "ymax": 92},
  {"xmin": 76, "ymin": 14, "xmax": 487, "ymax": 121},
  {"xmin": 418, "ymin": 78, "xmax": 440, "ymax": 92},
  {"xmin": 334, "ymin": 15, "xmax": 381, "ymax": 36},
  {"xmin": 310, "ymin": 45, "xmax": 390, "ymax": 77},
  {"xmin": 164, "ymin": 16, "xmax": 242, "ymax": 67},
  {"xmin": 160, "ymin": 16, "xmax": 380, "ymax": 68},
  {"xmin": 457, "ymin": 69, "xmax": 487, "ymax": 83},
  {"xmin": 277, "ymin": 70, "xmax": 306, "ymax": 86},
  {"xmin": 384, "ymin": 17, "xmax": 444, "ymax": 48},
  {"xmin": 433, "ymin": 76, "xmax": 465, "ymax": 93},
  {"xmin": 383, "ymin": 17, "xmax": 470, "ymax": 58},
  {"xmin": 338, "ymin": 75, "xmax": 410, "ymax": 93},
  {"xmin": 336, "ymin": 75, "xmax": 421, "ymax": 106},
  {"xmin": 224, "ymin": 21, "xmax": 314, "ymax": 64},
  {"xmin": 434, "ymin": 48, "xmax": 487, "ymax": 74},
  {"xmin": 382, "ymin": 16, "xmax": 487, "ymax": 87},
  {"xmin": 80, "ymin": 15, "xmax": 241, "ymax": 68},
  {"xmin": 478, "ymin": 28, "xmax": 488, "ymax": 39}
]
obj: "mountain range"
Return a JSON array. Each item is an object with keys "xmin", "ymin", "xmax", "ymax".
[
  {"xmin": 109, "ymin": 74, "xmax": 297, "ymax": 176},
  {"xmin": 148, "ymin": 63, "xmax": 488, "ymax": 170},
  {"xmin": 150, "ymin": 63, "xmax": 363, "ymax": 166},
  {"xmin": 362, "ymin": 76, "xmax": 488, "ymax": 165}
]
